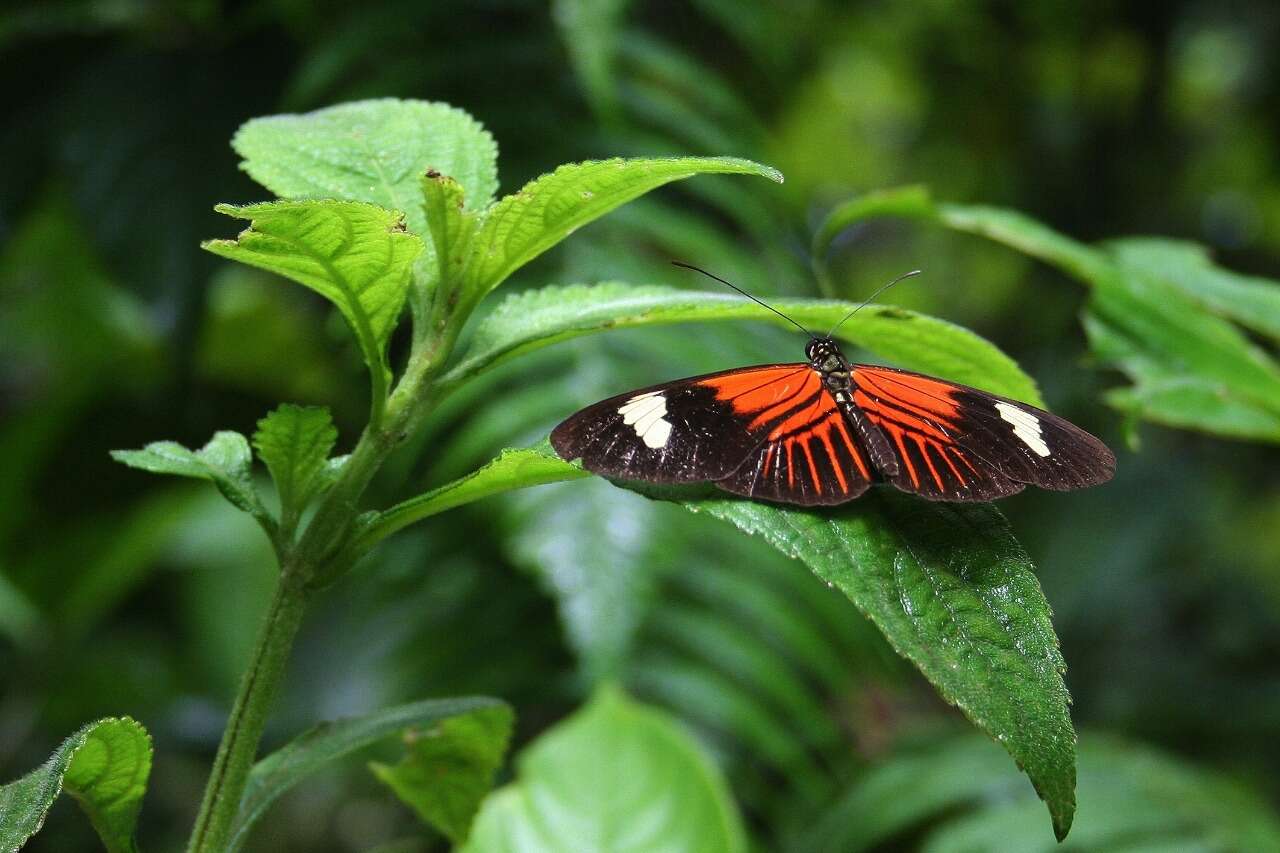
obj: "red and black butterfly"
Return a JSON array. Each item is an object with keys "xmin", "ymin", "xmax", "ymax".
[{"xmin": 550, "ymin": 265, "xmax": 1115, "ymax": 506}]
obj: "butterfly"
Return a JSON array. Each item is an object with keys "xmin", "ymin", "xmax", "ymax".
[{"xmin": 550, "ymin": 264, "xmax": 1115, "ymax": 507}]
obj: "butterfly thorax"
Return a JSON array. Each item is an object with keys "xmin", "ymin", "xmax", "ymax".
[{"xmin": 806, "ymin": 337, "xmax": 853, "ymax": 399}]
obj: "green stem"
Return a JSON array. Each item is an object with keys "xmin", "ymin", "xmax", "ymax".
[{"xmin": 187, "ymin": 570, "xmax": 310, "ymax": 853}]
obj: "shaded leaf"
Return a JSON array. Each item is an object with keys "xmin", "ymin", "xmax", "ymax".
[
  {"xmin": 503, "ymin": 480, "xmax": 664, "ymax": 682},
  {"xmin": 370, "ymin": 705, "xmax": 514, "ymax": 844},
  {"xmin": 442, "ymin": 282, "xmax": 1044, "ymax": 407},
  {"xmin": 232, "ymin": 98, "xmax": 499, "ymax": 228},
  {"xmin": 110, "ymin": 432, "xmax": 271, "ymax": 530},
  {"xmin": 801, "ymin": 732, "xmax": 1280, "ymax": 853},
  {"xmin": 252, "ymin": 404, "xmax": 338, "ymax": 521},
  {"xmin": 353, "ymin": 443, "xmax": 1075, "ymax": 838},
  {"xmin": 461, "ymin": 157, "xmax": 783, "ymax": 303},
  {"xmin": 462, "ymin": 686, "xmax": 745, "ymax": 853},
  {"xmin": 355, "ymin": 445, "xmax": 591, "ymax": 552},
  {"xmin": 653, "ymin": 487, "xmax": 1075, "ymax": 840},
  {"xmin": 230, "ymin": 697, "xmax": 508, "ymax": 852},
  {"xmin": 204, "ymin": 200, "xmax": 423, "ymax": 403},
  {"xmin": 0, "ymin": 717, "xmax": 152, "ymax": 853},
  {"xmin": 1105, "ymin": 237, "xmax": 1280, "ymax": 342}
]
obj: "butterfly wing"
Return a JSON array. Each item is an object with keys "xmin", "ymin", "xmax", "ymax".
[
  {"xmin": 551, "ymin": 364, "xmax": 824, "ymax": 485},
  {"xmin": 850, "ymin": 365, "xmax": 1115, "ymax": 501}
]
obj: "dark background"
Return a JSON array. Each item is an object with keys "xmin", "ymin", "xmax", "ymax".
[{"xmin": 3, "ymin": 1, "xmax": 1279, "ymax": 850}]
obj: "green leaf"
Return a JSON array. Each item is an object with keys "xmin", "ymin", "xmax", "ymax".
[
  {"xmin": 462, "ymin": 686, "xmax": 745, "ymax": 853},
  {"xmin": 655, "ymin": 488, "xmax": 1075, "ymax": 840},
  {"xmin": 355, "ymin": 445, "xmax": 591, "ymax": 552},
  {"xmin": 798, "ymin": 732, "xmax": 1280, "ymax": 852},
  {"xmin": 503, "ymin": 480, "xmax": 665, "ymax": 682},
  {"xmin": 110, "ymin": 431, "xmax": 272, "ymax": 530},
  {"xmin": 232, "ymin": 99, "xmax": 500, "ymax": 228},
  {"xmin": 0, "ymin": 717, "xmax": 152, "ymax": 853},
  {"xmin": 814, "ymin": 186, "xmax": 1280, "ymax": 443},
  {"xmin": 203, "ymin": 200, "xmax": 423, "ymax": 409},
  {"xmin": 230, "ymin": 697, "xmax": 508, "ymax": 852},
  {"xmin": 416, "ymin": 171, "xmax": 481, "ymax": 332},
  {"xmin": 461, "ymin": 157, "xmax": 783, "ymax": 303},
  {"xmin": 1105, "ymin": 237, "xmax": 1280, "ymax": 342},
  {"xmin": 353, "ymin": 443, "xmax": 1075, "ymax": 838},
  {"xmin": 252, "ymin": 404, "xmax": 338, "ymax": 522},
  {"xmin": 369, "ymin": 705, "xmax": 514, "ymax": 845},
  {"xmin": 443, "ymin": 282, "xmax": 1044, "ymax": 407}
]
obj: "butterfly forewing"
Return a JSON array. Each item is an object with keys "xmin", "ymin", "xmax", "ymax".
[{"xmin": 550, "ymin": 364, "xmax": 816, "ymax": 484}]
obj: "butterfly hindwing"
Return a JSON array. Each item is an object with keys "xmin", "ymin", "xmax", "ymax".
[
  {"xmin": 550, "ymin": 364, "xmax": 819, "ymax": 485},
  {"xmin": 851, "ymin": 365, "xmax": 1115, "ymax": 501}
]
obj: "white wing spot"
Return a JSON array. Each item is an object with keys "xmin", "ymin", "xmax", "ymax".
[
  {"xmin": 995, "ymin": 402, "xmax": 1050, "ymax": 457},
  {"xmin": 618, "ymin": 392, "xmax": 673, "ymax": 449}
]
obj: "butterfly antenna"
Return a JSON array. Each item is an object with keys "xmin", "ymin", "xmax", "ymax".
[
  {"xmin": 671, "ymin": 261, "xmax": 816, "ymax": 338},
  {"xmin": 826, "ymin": 269, "xmax": 922, "ymax": 338}
]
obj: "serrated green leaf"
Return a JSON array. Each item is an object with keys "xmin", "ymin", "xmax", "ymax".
[
  {"xmin": 0, "ymin": 717, "xmax": 152, "ymax": 853},
  {"xmin": 230, "ymin": 697, "xmax": 507, "ymax": 852},
  {"xmin": 352, "ymin": 443, "xmax": 1075, "ymax": 838},
  {"xmin": 461, "ymin": 157, "xmax": 783, "ymax": 303},
  {"xmin": 462, "ymin": 686, "xmax": 746, "ymax": 853},
  {"xmin": 416, "ymin": 171, "xmax": 481, "ymax": 333},
  {"xmin": 203, "ymin": 200, "xmax": 423, "ymax": 408},
  {"xmin": 110, "ymin": 432, "xmax": 271, "ymax": 530},
  {"xmin": 370, "ymin": 705, "xmax": 514, "ymax": 844},
  {"xmin": 1104, "ymin": 238, "xmax": 1280, "ymax": 342},
  {"xmin": 442, "ymin": 282, "xmax": 1044, "ymax": 407},
  {"xmin": 232, "ymin": 99, "xmax": 499, "ymax": 227},
  {"xmin": 653, "ymin": 487, "xmax": 1075, "ymax": 840},
  {"xmin": 252, "ymin": 404, "xmax": 338, "ymax": 523}
]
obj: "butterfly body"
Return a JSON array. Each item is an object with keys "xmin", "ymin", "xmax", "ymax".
[{"xmin": 551, "ymin": 336, "xmax": 1115, "ymax": 506}]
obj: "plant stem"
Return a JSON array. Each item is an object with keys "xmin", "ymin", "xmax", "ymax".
[{"xmin": 187, "ymin": 570, "xmax": 310, "ymax": 853}]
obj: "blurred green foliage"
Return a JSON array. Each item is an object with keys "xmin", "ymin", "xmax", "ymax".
[{"xmin": 2, "ymin": 0, "xmax": 1280, "ymax": 850}]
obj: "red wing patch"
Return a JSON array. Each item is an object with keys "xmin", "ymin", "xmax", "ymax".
[
  {"xmin": 715, "ymin": 387, "xmax": 874, "ymax": 506},
  {"xmin": 850, "ymin": 365, "xmax": 1115, "ymax": 501}
]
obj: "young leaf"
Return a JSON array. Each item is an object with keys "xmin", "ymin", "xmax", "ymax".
[
  {"xmin": 462, "ymin": 686, "xmax": 746, "ymax": 853},
  {"xmin": 369, "ymin": 705, "xmax": 514, "ymax": 844},
  {"xmin": 0, "ymin": 717, "xmax": 152, "ymax": 853},
  {"xmin": 110, "ymin": 432, "xmax": 271, "ymax": 531},
  {"xmin": 203, "ymin": 200, "xmax": 423, "ymax": 409},
  {"xmin": 252, "ymin": 404, "xmax": 338, "ymax": 523},
  {"xmin": 229, "ymin": 697, "xmax": 508, "ymax": 852},
  {"xmin": 359, "ymin": 443, "xmax": 1076, "ymax": 839},
  {"xmin": 416, "ymin": 171, "xmax": 480, "ymax": 332},
  {"xmin": 442, "ymin": 282, "xmax": 1045, "ymax": 407},
  {"xmin": 461, "ymin": 157, "xmax": 783, "ymax": 304},
  {"xmin": 232, "ymin": 99, "xmax": 500, "ymax": 229}
]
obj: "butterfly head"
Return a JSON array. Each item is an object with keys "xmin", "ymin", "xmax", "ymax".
[{"xmin": 806, "ymin": 337, "xmax": 846, "ymax": 372}]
